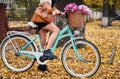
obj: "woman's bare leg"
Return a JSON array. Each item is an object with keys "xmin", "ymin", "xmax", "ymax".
[
  {"xmin": 39, "ymin": 22, "xmax": 59, "ymax": 62},
  {"xmin": 42, "ymin": 22, "xmax": 60, "ymax": 49},
  {"xmin": 39, "ymin": 29, "xmax": 47, "ymax": 48}
]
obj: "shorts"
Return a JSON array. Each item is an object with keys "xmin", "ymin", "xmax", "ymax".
[{"xmin": 34, "ymin": 22, "xmax": 49, "ymax": 30}]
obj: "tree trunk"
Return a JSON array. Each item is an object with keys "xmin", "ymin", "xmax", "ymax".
[
  {"xmin": 101, "ymin": 0, "xmax": 116, "ymax": 27},
  {"xmin": 112, "ymin": 0, "xmax": 116, "ymax": 20},
  {"xmin": 108, "ymin": 4, "xmax": 113, "ymax": 26},
  {"xmin": 101, "ymin": 0, "xmax": 109, "ymax": 27},
  {"xmin": 108, "ymin": 0, "xmax": 116, "ymax": 26}
]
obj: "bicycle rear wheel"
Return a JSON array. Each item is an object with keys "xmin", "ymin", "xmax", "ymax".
[
  {"xmin": 1, "ymin": 35, "xmax": 36, "ymax": 72},
  {"xmin": 61, "ymin": 39, "xmax": 101, "ymax": 78}
]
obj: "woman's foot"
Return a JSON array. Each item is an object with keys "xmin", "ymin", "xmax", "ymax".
[
  {"xmin": 37, "ymin": 64, "xmax": 48, "ymax": 71},
  {"xmin": 39, "ymin": 49, "xmax": 57, "ymax": 62}
]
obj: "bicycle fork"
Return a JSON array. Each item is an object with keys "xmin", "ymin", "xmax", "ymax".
[
  {"xmin": 70, "ymin": 38, "xmax": 83, "ymax": 60},
  {"xmin": 71, "ymin": 38, "xmax": 93, "ymax": 62}
]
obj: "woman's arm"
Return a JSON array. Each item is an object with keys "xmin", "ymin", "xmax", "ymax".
[{"xmin": 52, "ymin": 7, "xmax": 65, "ymax": 16}]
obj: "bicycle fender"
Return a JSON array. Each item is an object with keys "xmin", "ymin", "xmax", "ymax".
[
  {"xmin": 0, "ymin": 35, "xmax": 14, "ymax": 54},
  {"xmin": 0, "ymin": 34, "xmax": 38, "ymax": 52}
]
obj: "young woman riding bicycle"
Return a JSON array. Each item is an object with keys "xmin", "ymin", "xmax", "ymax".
[{"xmin": 31, "ymin": 0, "xmax": 64, "ymax": 71}]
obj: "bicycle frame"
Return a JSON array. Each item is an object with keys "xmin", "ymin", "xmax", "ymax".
[
  {"xmin": 20, "ymin": 24, "xmax": 75, "ymax": 52},
  {"xmin": 51, "ymin": 25, "xmax": 82, "ymax": 59},
  {"xmin": 14, "ymin": 24, "xmax": 82, "ymax": 64},
  {"xmin": 51, "ymin": 24, "xmax": 74, "ymax": 52}
]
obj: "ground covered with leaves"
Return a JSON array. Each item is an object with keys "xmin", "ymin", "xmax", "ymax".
[{"xmin": 0, "ymin": 20, "xmax": 120, "ymax": 79}]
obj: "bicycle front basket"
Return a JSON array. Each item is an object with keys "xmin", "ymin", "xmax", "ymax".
[{"xmin": 67, "ymin": 11, "xmax": 85, "ymax": 29}]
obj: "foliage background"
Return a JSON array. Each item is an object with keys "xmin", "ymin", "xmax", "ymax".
[
  {"xmin": 0, "ymin": 20, "xmax": 120, "ymax": 79},
  {"xmin": 1, "ymin": 0, "xmax": 120, "ymax": 78},
  {"xmin": 6, "ymin": 0, "xmax": 120, "ymax": 21}
]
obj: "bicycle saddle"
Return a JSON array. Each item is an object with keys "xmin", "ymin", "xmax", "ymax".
[{"xmin": 28, "ymin": 22, "xmax": 38, "ymax": 28}]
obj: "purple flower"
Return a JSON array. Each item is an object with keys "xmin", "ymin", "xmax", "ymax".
[
  {"xmin": 64, "ymin": 3, "xmax": 92, "ymax": 15},
  {"xmin": 64, "ymin": 3, "xmax": 78, "ymax": 12},
  {"xmin": 78, "ymin": 5, "xmax": 92, "ymax": 15},
  {"xmin": 71, "ymin": 5, "xmax": 78, "ymax": 12}
]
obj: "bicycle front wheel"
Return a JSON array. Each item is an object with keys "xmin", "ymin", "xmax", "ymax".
[
  {"xmin": 61, "ymin": 39, "xmax": 101, "ymax": 78},
  {"xmin": 1, "ymin": 35, "xmax": 36, "ymax": 72}
]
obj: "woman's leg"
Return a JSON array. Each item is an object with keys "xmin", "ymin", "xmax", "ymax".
[
  {"xmin": 42, "ymin": 22, "xmax": 60, "ymax": 49},
  {"xmin": 39, "ymin": 22, "xmax": 59, "ymax": 62},
  {"xmin": 39, "ymin": 29, "xmax": 47, "ymax": 48},
  {"xmin": 38, "ymin": 29, "xmax": 48, "ymax": 72}
]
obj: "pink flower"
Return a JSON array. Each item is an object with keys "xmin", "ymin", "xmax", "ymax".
[
  {"xmin": 64, "ymin": 3, "xmax": 92, "ymax": 15},
  {"xmin": 78, "ymin": 5, "xmax": 92, "ymax": 15},
  {"xmin": 64, "ymin": 3, "xmax": 78, "ymax": 12},
  {"xmin": 71, "ymin": 5, "xmax": 78, "ymax": 12}
]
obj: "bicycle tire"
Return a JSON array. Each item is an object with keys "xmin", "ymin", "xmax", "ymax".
[
  {"xmin": 1, "ymin": 34, "xmax": 36, "ymax": 72},
  {"xmin": 61, "ymin": 39, "xmax": 101, "ymax": 78}
]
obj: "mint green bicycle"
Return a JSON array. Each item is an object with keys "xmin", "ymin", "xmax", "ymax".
[{"xmin": 0, "ymin": 22, "xmax": 101, "ymax": 78}]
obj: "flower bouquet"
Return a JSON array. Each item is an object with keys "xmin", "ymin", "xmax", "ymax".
[{"xmin": 64, "ymin": 3, "xmax": 92, "ymax": 28}]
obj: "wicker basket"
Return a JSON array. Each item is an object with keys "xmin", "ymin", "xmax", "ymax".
[{"xmin": 68, "ymin": 11, "xmax": 85, "ymax": 29}]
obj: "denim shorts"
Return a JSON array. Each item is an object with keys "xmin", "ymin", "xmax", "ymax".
[{"xmin": 34, "ymin": 22, "xmax": 49, "ymax": 30}]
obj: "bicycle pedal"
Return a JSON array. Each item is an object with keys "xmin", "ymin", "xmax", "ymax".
[{"xmin": 39, "ymin": 56, "xmax": 48, "ymax": 62}]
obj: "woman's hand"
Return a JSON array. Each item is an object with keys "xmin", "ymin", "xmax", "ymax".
[
  {"xmin": 52, "ymin": 9, "xmax": 61, "ymax": 15},
  {"xmin": 52, "ymin": 10, "xmax": 65, "ymax": 16},
  {"xmin": 60, "ymin": 12, "xmax": 65, "ymax": 16}
]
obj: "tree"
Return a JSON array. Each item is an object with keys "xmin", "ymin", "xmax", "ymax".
[
  {"xmin": 101, "ymin": 0, "xmax": 110, "ymax": 27},
  {"xmin": 84, "ymin": 0, "xmax": 120, "ymax": 27},
  {"xmin": 101, "ymin": 0, "xmax": 117, "ymax": 27},
  {"xmin": 15, "ymin": 0, "xmax": 39, "ymax": 20}
]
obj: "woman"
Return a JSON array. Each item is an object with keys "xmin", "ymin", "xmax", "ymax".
[{"xmin": 31, "ymin": 0, "xmax": 64, "ymax": 71}]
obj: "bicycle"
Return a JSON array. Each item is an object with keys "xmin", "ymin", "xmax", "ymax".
[{"xmin": 0, "ymin": 21, "xmax": 101, "ymax": 78}]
